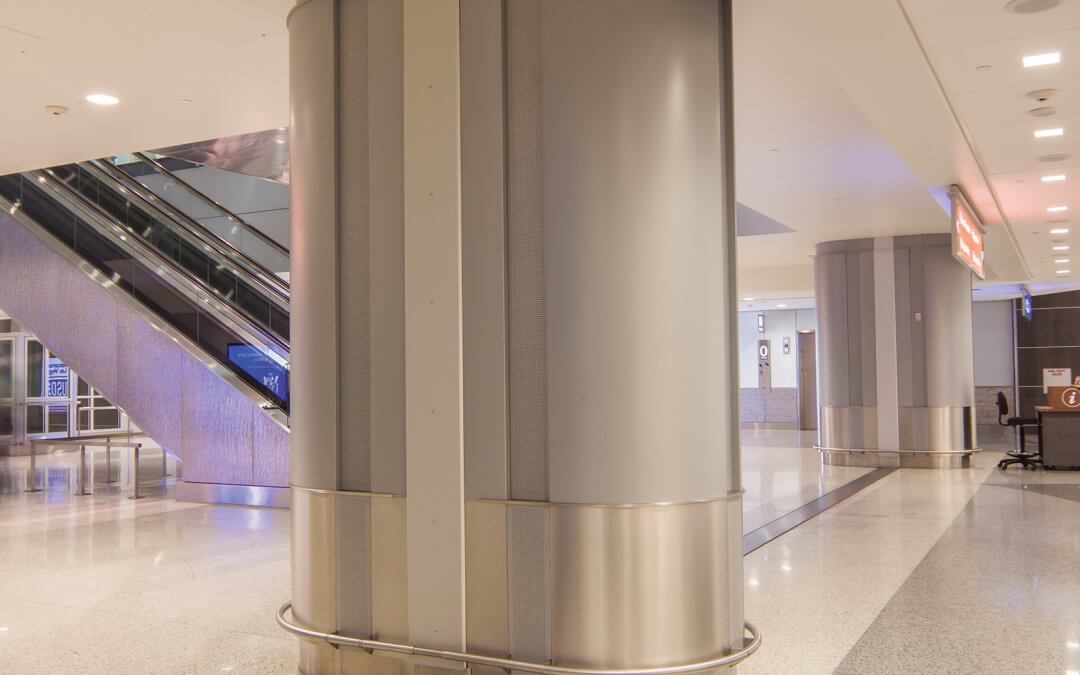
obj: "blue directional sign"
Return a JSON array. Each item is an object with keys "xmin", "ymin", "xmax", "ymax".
[{"xmin": 228, "ymin": 344, "xmax": 289, "ymax": 404}]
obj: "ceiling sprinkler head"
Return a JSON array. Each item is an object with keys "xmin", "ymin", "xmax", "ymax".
[{"xmin": 44, "ymin": 104, "xmax": 68, "ymax": 117}]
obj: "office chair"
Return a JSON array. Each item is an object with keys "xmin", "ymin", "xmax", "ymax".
[{"xmin": 996, "ymin": 391, "xmax": 1042, "ymax": 470}]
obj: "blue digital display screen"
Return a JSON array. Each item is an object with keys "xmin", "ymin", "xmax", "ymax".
[
  {"xmin": 1021, "ymin": 287, "xmax": 1033, "ymax": 321},
  {"xmin": 228, "ymin": 344, "xmax": 289, "ymax": 404}
]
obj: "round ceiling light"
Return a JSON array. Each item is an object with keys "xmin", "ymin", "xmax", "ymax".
[
  {"xmin": 1006, "ymin": 0, "xmax": 1063, "ymax": 13},
  {"xmin": 85, "ymin": 93, "xmax": 119, "ymax": 106},
  {"xmin": 1028, "ymin": 88, "xmax": 1059, "ymax": 103},
  {"xmin": 1039, "ymin": 153, "xmax": 1072, "ymax": 162},
  {"xmin": 1030, "ymin": 106, "xmax": 1059, "ymax": 117}
]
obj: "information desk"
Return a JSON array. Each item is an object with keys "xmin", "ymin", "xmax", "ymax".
[{"xmin": 1036, "ymin": 386, "xmax": 1080, "ymax": 469}]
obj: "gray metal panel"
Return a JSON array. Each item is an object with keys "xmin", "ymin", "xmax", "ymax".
[
  {"xmin": 815, "ymin": 251, "xmax": 850, "ymax": 406},
  {"xmin": 337, "ymin": 0, "xmax": 372, "ymax": 493},
  {"xmin": 462, "ymin": 0, "xmax": 509, "ymax": 501},
  {"xmin": 368, "ymin": 0, "xmax": 406, "ymax": 495},
  {"xmin": 858, "ymin": 250, "xmax": 877, "ymax": 407},
  {"xmin": 336, "ymin": 494, "xmax": 373, "ymax": 638},
  {"xmin": 923, "ymin": 244, "xmax": 975, "ymax": 407},
  {"xmin": 909, "ymin": 247, "xmax": 928, "ymax": 407},
  {"xmin": 894, "ymin": 248, "xmax": 914, "ymax": 407},
  {"xmin": 289, "ymin": 0, "xmax": 341, "ymax": 491},
  {"xmin": 845, "ymin": 252, "xmax": 863, "ymax": 406},
  {"xmin": 541, "ymin": 0, "xmax": 734, "ymax": 504},
  {"xmin": 506, "ymin": 0, "xmax": 549, "ymax": 503},
  {"xmin": 814, "ymin": 237, "xmax": 875, "ymax": 255}
]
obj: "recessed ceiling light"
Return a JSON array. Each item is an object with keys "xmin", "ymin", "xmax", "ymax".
[
  {"xmin": 1057, "ymin": 269, "xmax": 1071, "ymax": 275},
  {"xmin": 1055, "ymin": 258, "xmax": 1070, "ymax": 263},
  {"xmin": 1042, "ymin": 174, "xmax": 1067, "ymax": 182},
  {"xmin": 180, "ymin": 98, "xmax": 192, "ymax": 104},
  {"xmin": 85, "ymin": 93, "xmax": 119, "ymax": 106},
  {"xmin": 1035, "ymin": 127, "xmax": 1064, "ymax": 138},
  {"xmin": 1023, "ymin": 52, "xmax": 1061, "ymax": 68},
  {"xmin": 743, "ymin": 297, "xmax": 755, "ymax": 301},
  {"xmin": 777, "ymin": 303, "xmax": 788, "ymax": 308},
  {"xmin": 1048, "ymin": 205, "xmax": 1069, "ymax": 213},
  {"xmin": 1038, "ymin": 153, "xmax": 1071, "ymax": 162},
  {"xmin": 976, "ymin": 64, "xmax": 992, "ymax": 71},
  {"xmin": 1053, "ymin": 245, "xmax": 1070, "ymax": 251},
  {"xmin": 1050, "ymin": 227, "xmax": 1070, "ymax": 234},
  {"xmin": 1007, "ymin": 0, "xmax": 1063, "ymax": 13}
]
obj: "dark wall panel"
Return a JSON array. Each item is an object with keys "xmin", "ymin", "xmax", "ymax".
[{"xmin": 1016, "ymin": 292, "xmax": 1080, "ymax": 416}]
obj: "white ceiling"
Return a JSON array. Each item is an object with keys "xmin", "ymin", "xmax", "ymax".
[
  {"xmin": 1, "ymin": 0, "xmax": 1069, "ymax": 296},
  {"xmin": 0, "ymin": 0, "xmax": 290, "ymax": 175},
  {"xmin": 900, "ymin": 0, "xmax": 1080, "ymax": 287}
]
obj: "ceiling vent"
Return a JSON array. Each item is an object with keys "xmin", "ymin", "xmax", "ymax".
[
  {"xmin": 1030, "ymin": 106, "xmax": 1059, "ymax": 117},
  {"xmin": 1006, "ymin": 0, "xmax": 1064, "ymax": 13},
  {"xmin": 1028, "ymin": 88, "xmax": 1059, "ymax": 103},
  {"xmin": 1038, "ymin": 153, "xmax": 1072, "ymax": 162}
]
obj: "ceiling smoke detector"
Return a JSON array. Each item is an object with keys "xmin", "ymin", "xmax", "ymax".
[
  {"xmin": 44, "ymin": 105, "xmax": 68, "ymax": 117},
  {"xmin": 1030, "ymin": 106, "xmax": 1059, "ymax": 117},
  {"xmin": 1028, "ymin": 88, "xmax": 1059, "ymax": 103},
  {"xmin": 1039, "ymin": 153, "xmax": 1072, "ymax": 162},
  {"xmin": 1006, "ymin": 0, "xmax": 1064, "ymax": 12}
]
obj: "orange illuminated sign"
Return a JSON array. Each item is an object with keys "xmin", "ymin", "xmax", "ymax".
[{"xmin": 951, "ymin": 187, "xmax": 985, "ymax": 279}]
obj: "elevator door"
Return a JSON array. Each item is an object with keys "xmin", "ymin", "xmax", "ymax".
[{"xmin": 797, "ymin": 331, "xmax": 818, "ymax": 430}]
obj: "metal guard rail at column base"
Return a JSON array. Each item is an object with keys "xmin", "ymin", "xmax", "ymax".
[{"xmin": 277, "ymin": 601, "xmax": 760, "ymax": 674}]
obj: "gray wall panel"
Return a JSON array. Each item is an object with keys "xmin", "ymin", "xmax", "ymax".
[
  {"xmin": 858, "ymin": 250, "xmax": 877, "ymax": 407},
  {"xmin": 815, "ymin": 251, "xmax": 850, "ymax": 407}
]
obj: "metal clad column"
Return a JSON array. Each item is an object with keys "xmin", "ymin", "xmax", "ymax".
[{"xmin": 814, "ymin": 235, "xmax": 976, "ymax": 468}]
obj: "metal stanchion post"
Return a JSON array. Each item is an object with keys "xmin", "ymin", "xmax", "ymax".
[
  {"xmin": 129, "ymin": 443, "xmax": 145, "ymax": 500},
  {"xmin": 161, "ymin": 447, "xmax": 167, "ymax": 478},
  {"xmin": 104, "ymin": 437, "xmax": 115, "ymax": 485},
  {"xmin": 24, "ymin": 442, "xmax": 43, "ymax": 493},
  {"xmin": 77, "ymin": 444, "xmax": 90, "ymax": 496}
]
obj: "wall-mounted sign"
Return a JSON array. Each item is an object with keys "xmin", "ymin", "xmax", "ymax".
[
  {"xmin": 1046, "ymin": 386, "xmax": 1080, "ymax": 410},
  {"xmin": 757, "ymin": 339, "xmax": 771, "ymax": 389},
  {"xmin": 757, "ymin": 313, "xmax": 765, "ymax": 334},
  {"xmin": 1043, "ymin": 367, "xmax": 1071, "ymax": 393},
  {"xmin": 228, "ymin": 344, "xmax": 289, "ymax": 405},
  {"xmin": 1021, "ymin": 286, "xmax": 1033, "ymax": 321},
  {"xmin": 950, "ymin": 186, "xmax": 986, "ymax": 280}
]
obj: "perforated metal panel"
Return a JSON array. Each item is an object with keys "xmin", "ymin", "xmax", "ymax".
[
  {"xmin": 336, "ymin": 494, "xmax": 372, "ymax": 637},
  {"xmin": 506, "ymin": 0, "xmax": 551, "ymax": 667},
  {"xmin": 337, "ymin": 0, "xmax": 372, "ymax": 492},
  {"xmin": 509, "ymin": 505, "xmax": 549, "ymax": 665},
  {"xmin": 506, "ymin": 0, "xmax": 548, "ymax": 503}
]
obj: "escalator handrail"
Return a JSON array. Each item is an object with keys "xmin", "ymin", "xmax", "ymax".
[
  {"xmin": 28, "ymin": 168, "xmax": 290, "ymax": 359},
  {"xmin": 132, "ymin": 151, "xmax": 291, "ymax": 260},
  {"xmin": 85, "ymin": 158, "xmax": 290, "ymax": 307}
]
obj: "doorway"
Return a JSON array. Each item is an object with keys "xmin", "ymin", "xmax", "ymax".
[{"xmin": 796, "ymin": 330, "xmax": 818, "ymax": 431}]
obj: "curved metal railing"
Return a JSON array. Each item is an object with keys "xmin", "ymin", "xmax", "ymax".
[{"xmin": 276, "ymin": 601, "xmax": 760, "ymax": 675}]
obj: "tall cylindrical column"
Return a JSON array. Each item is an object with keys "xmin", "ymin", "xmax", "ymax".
[
  {"xmin": 815, "ymin": 235, "xmax": 976, "ymax": 468},
  {"xmin": 288, "ymin": 1, "xmax": 747, "ymax": 672}
]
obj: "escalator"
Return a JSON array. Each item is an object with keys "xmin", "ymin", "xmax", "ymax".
[{"xmin": 0, "ymin": 155, "xmax": 292, "ymax": 493}]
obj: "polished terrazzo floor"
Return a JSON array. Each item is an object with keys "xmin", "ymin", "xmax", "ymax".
[{"xmin": 2, "ymin": 430, "xmax": 1079, "ymax": 673}]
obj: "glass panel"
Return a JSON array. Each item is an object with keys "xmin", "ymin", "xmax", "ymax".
[
  {"xmin": 26, "ymin": 340, "xmax": 43, "ymax": 398},
  {"xmin": 0, "ymin": 405, "xmax": 12, "ymax": 436},
  {"xmin": 93, "ymin": 408, "xmax": 120, "ymax": 430},
  {"xmin": 78, "ymin": 409, "xmax": 91, "ymax": 430},
  {"xmin": 26, "ymin": 404, "xmax": 44, "ymax": 434},
  {"xmin": 77, "ymin": 377, "xmax": 90, "ymax": 397},
  {"xmin": 0, "ymin": 319, "xmax": 12, "ymax": 333},
  {"xmin": 47, "ymin": 405, "xmax": 68, "ymax": 433},
  {"xmin": 0, "ymin": 340, "xmax": 12, "ymax": 399}
]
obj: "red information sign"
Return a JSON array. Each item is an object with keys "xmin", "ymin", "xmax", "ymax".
[{"xmin": 951, "ymin": 187, "xmax": 985, "ymax": 279}]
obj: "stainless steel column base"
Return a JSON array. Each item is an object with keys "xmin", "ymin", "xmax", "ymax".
[{"xmin": 817, "ymin": 447, "xmax": 976, "ymax": 469}]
